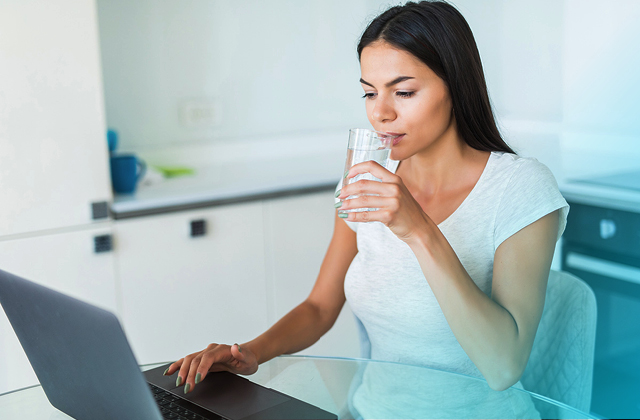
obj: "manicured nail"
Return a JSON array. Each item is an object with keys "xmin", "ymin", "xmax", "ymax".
[
  {"xmin": 235, "ymin": 343, "xmax": 242, "ymax": 353},
  {"xmin": 335, "ymin": 189, "xmax": 341, "ymax": 198},
  {"xmin": 184, "ymin": 383, "xmax": 190, "ymax": 394},
  {"xmin": 195, "ymin": 373, "xmax": 202, "ymax": 384},
  {"xmin": 163, "ymin": 368, "xmax": 169, "ymax": 376},
  {"xmin": 176, "ymin": 376, "xmax": 182, "ymax": 387},
  {"xmin": 338, "ymin": 212, "xmax": 348, "ymax": 219},
  {"xmin": 334, "ymin": 201, "xmax": 342, "ymax": 208},
  {"xmin": 344, "ymin": 170, "xmax": 349, "ymax": 178}
]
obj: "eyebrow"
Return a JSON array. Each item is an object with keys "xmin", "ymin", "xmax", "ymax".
[{"xmin": 359, "ymin": 76, "xmax": 415, "ymax": 88}]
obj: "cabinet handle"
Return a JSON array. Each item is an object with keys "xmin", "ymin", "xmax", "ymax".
[
  {"xmin": 599, "ymin": 219, "xmax": 616, "ymax": 239},
  {"xmin": 190, "ymin": 220, "xmax": 207, "ymax": 237},
  {"xmin": 91, "ymin": 201, "xmax": 109, "ymax": 220},
  {"xmin": 94, "ymin": 234, "xmax": 113, "ymax": 253}
]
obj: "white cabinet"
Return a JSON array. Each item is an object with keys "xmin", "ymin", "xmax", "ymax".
[
  {"xmin": 0, "ymin": 224, "xmax": 118, "ymax": 395},
  {"xmin": 114, "ymin": 202, "xmax": 269, "ymax": 365},
  {"xmin": 0, "ymin": 0, "xmax": 111, "ymax": 237},
  {"xmin": 0, "ymin": 190, "xmax": 360, "ymax": 395},
  {"xmin": 263, "ymin": 191, "xmax": 360, "ymax": 358}
]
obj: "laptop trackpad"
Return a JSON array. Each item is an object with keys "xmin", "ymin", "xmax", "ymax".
[{"xmin": 175, "ymin": 371, "xmax": 290, "ymax": 419}]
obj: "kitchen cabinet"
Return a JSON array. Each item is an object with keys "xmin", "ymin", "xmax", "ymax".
[
  {"xmin": 114, "ymin": 202, "xmax": 270, "ymax": 365},
  {"xmin": 0, "ymin": 224, "xmax": 118, "ymax": 395},
  {"xmin": 263, "ymin": 191, "xmax": 360, "ymax": 358},
  {"xmin": 114, "ymin": 190, "xmax": 359, "ymax": 366}
]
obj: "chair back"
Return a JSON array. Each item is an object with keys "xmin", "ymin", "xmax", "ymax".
[{"xmin": 521, "ymin": 270, "xmax": 597, "ymax": 414}]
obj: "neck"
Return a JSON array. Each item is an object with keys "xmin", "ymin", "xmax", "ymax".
[{"xmin": 400, "ymin": 127, "xmax": 489, "ymax": 197}]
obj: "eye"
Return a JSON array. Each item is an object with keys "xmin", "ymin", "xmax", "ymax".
[
  {"xmin": 362, "ymin": 92, "xmax": 377, "ymax": 99},
  {"xmin": 396, "ymin": 91, "xmax": 415, "ymax": 98}
]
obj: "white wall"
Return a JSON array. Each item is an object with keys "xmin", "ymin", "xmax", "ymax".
[
  {"xmin": 96, "ymin": 0, "xmax": 640, "ymax": 180},
  {"xmin": 97, "ymin": 0, "xmax": 375, "ymax": 152}
]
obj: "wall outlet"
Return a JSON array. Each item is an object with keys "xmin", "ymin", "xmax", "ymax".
[{"xmin": 179, "ymin": 99, "xmax": 219, "ymax": 128}]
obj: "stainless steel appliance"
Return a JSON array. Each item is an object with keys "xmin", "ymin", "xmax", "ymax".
[{"xmin": 561, "ymin": 171, "xmax": 640, "ymax": 419}]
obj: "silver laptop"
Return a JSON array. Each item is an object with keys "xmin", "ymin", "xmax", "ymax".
[{"xmin": 0, "ymin": 269, "xmax": 337, "ymax": 420}]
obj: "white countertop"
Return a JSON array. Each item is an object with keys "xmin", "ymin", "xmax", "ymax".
[
  {"xmin": 110, "ymin": 151, "xmax": 344, "ymax": 218},
  {"xmin": 109, "ymin": 131, "xmax": 640, "ymax": 218},
  {"xmin": 560, "ymin": 181, "xmax": 640, "ymax": 213}
]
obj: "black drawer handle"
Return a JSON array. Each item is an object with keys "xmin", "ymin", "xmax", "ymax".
[
  {"xmin": 190, "ymin": 220, "xmax": 207, "ymax": 237},
  {"xmin": 94, "ymin": 234, "xmax": 113, "ymax": 253}
]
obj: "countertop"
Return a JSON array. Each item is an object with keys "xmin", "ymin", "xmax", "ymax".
[
  {"xmin": 110, "ymin": 150, "xmax": 344, "ymax": 219},
  {"xmin": 559, "ymin": 173, "xmax": 640, "ymax": 214},
  {"xmin": 110, "ymin": 138, "xmax": 640, "ymax": 219}
]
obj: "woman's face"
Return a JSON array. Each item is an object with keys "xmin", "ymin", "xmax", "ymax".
[{"xmin": 360, "ymin": 41, "xmax": 456, "ymax": 161}]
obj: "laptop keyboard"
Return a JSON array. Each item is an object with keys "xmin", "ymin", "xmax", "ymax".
[{"xmin": 149, "ymin": 383, "xmax": 225, "ymax": 420}]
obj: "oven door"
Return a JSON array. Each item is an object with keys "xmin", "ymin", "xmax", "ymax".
[{"xmin": 562, "ymin": 202, "xmax": 640, "ymax": 418}]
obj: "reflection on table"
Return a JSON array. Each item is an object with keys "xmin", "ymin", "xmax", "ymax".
[
  {"xmin": 0, "ymin": 356, "xmax": 597, "ymax": 420},
  {"xmin": 249, "ymin": 356, "xmax": 595, "ymax": 419}
]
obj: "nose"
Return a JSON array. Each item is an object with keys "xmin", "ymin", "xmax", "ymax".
[{"xmin": 371, "ymin": 95, "xmax": 396, "ymax": 124}]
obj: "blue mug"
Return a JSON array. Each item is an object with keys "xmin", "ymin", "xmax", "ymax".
[{"xmin": 110, "ymin": 154, "xmax": 146, "ymax": 194}]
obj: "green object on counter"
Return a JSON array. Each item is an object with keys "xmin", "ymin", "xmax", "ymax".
[{"xmin": 153, "ymin": 166, "xmax": 196, "ymax": 178}]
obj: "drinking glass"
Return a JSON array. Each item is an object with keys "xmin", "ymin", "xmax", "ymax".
[{"xmin": 340, "ymin": 128, "xmax": 396, "ymax": 212}]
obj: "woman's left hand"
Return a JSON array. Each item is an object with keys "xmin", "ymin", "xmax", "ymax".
[{"xmin": 337, "ymin": 161, "xmax": 435, "ymax": 244}]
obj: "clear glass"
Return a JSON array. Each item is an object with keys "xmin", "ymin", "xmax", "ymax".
[{"xmin": 341, "ymin": 129, "xmax": 396, "ymax": 213}]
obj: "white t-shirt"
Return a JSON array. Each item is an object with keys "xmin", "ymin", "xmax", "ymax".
[{"xmin": 335, "ymin": 151, "xmax": 569, "ymax": 378}]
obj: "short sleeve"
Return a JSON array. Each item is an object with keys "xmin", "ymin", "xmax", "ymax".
[
  {"xmin": 493, "ymin": 159, "xmax": 569, "ymax": 251},
  {"xmin": 335, "ymin": 179, "xmax": 359, "ymax": 232}
]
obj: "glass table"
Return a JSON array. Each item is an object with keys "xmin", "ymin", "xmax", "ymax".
[{"xmin": 0, "ymin": 355, "xmax": 598, "ymax": 419}]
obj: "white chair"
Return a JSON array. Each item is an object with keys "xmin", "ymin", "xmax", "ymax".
[{"xmin": 521, "ymin": 270, "xmax": 597, "ymax": 415}]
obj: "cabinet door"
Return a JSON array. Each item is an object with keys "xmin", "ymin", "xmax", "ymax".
[
  {"xmin": 0, "ymin": 224, "xmax": 118, "ymax": 394},
  {"xmin": 263, "ymin": 191, "xmax": 360, "ymax": 358},
  {"xmin": 0, "ymin": 0, "xmax": 111, "ymax": 237},
  {"xmin": 115, "ymin": 202, "xmax": 269, "ymax": 365}
]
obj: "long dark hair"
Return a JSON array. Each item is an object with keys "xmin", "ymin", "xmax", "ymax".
[{"xmin": 358, "ymin": 1, "xmax": 514, "ymax": 154}]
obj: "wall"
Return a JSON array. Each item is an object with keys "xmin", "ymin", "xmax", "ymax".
[
  {"xmin": 96, "ymin": 0, "xmax": 640, "ymax": 179},
  {"xmin": 97, "ymin": 0, "xmax": 373, "ymax": 155}
]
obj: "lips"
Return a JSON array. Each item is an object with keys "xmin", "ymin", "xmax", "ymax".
[{"xmin": 390, "ymin": 134, "xmax": 405, "ymax": 146}]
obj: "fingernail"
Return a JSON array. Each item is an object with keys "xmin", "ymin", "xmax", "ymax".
[
  {"xmin": 338, "ymin": 212, "xmax": 348, "ymax": 219},
  {"xmin": 344, "ymin": 170, "xmax": 349, "ymax": 178},
  {"xmin": 334, "ymin": 201, "xmax": 342, "ymax": 208},
  {"xmin": 176, "ymin": 376, "xmax": 182, "ymax": 387},
  {"xmin": 163, "ymin": 368, "xmax": 169, "ymax": 376},
  {"xmin": 184, "ymin": 383, "xmax": 190, "ymax": 394},
  {"xmin": 195, "ymin": 373, "xmax": 201, "ymax": 384},
  {"xmin": 335, "ymin": 189, "xmax": 341, "ymax": 198},
  {"xmin": 235, "ymin": 343, "xmax": 242, "ymax": 353}
]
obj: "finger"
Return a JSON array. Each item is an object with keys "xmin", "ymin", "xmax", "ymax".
[
  {"xmin": 338, "ymin": 179, "xmax": 400, "ymax": 200},
  {"xmin": 177, "ymin": 353, "xmax": 198, "ymax": 387},
  {"xmin": 338, "ymin": 195, "xmax": 395, "ymax": 212},
  {"xmin": 164, "ymin": 358, "xmax": 183, "ymax": 376},
  {"xmin": 347, "ymin": 160, "xmax": 398, "ymax": 183},
  {"xmin": 184, "ymin": 353, "xmax": 205, "ymax": 393},
  {"xmin": 230, "ymin": 343, "xmax": 245, "ymax": 362},
  {"xmin": 339, "ymin": 209, "xmax": 387, "ymax": 223}
]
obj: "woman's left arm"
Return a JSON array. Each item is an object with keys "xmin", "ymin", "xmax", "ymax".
[{"xmin": 338, "ymin": 161, "xmax": 559, "ymax": 391}]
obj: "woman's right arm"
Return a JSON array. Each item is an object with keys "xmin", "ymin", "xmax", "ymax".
[
  {"xmin": 166, "ymin": 211, "xmax": 358, "ymax": 393},
  {"xmin": 246, "ymin": 211, "xmax": 359, "ymax": 364}
]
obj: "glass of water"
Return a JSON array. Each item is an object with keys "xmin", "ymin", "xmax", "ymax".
[{"xmin": 341, "ymin": 128, "xmax": 396, "ymax": 212}]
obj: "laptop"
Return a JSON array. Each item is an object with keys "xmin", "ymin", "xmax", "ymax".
[{"xmin": 0, "ymin": 269, "xmax": 337, "ymax": 420}]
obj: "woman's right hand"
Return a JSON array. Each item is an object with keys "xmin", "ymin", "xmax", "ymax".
[{"xmin": 164, "ymin": 343, "xmax": 258, "ymax": 394}]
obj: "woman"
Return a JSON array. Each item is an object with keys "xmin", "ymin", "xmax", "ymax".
[{"xmin": 166, "ymin": 0, "xmax": 568, "ymax": 396}]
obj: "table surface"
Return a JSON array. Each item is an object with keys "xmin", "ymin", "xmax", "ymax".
[{"xmin": 0, "ymin": 355, "xmax": 597, "ymax": 420}]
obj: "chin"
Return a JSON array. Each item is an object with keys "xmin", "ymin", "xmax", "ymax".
[{"xmin": 389, "ymin": 149, "xmax": 404, "ymax": 161}]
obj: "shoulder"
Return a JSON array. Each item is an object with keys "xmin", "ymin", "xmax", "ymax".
[
  {"xmin": 489, "ymin": 152, "xmax": 569, "ymax": 249},
  {"xmin": 490, "ymin": 152, "xmax": 561, "ymax": 198},
  {"xmin": 491, "ymin": 152, "xmax": 551, "ymax": 179}
]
